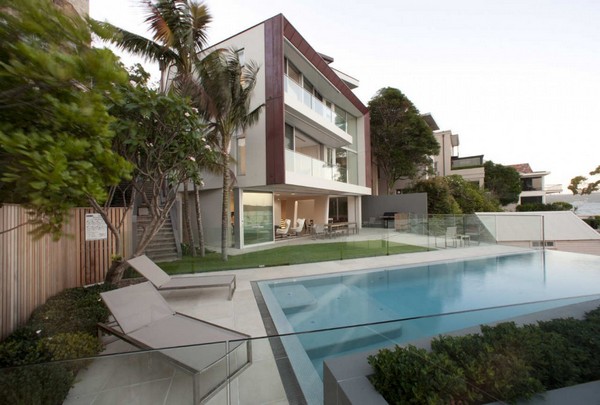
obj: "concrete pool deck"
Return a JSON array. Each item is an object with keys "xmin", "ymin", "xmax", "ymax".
[{"xmin": 66, "ymin": 244, "xmax": 535, "ymax": 404}]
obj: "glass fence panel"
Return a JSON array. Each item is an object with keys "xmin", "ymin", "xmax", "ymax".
[
  {"xmin": 2, "ymin": 294, "xmax": 599, "ymax": 404},
  {"xmin": 0, "ymin": 296, "xmax": 600, "ymax": 405}
]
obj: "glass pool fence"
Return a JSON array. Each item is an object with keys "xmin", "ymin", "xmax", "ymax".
[{"xmin": 3, "ymin": 294, "xmax": 598, "ymax": 405}]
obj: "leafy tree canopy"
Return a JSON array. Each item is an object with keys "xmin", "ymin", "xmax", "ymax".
[
  {"xmin": 0, "ymin": 0, "xmax": 132, "ymax": 237},
  {"xmin": 483, "ymin": 161, "xmax": 522, "ymax": 205},
  {"xmin": 568, "ymin": 165, "xmax": 600, "ymax": 195},
  {"xmin": 407, "ymin": 176, "xmax": 501, "ymax": 215},
  {"xmin": 369, "ymin": 87, "xmax": 440, "ymax": 194}
]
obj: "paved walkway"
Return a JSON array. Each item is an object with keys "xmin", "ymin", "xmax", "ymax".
[{"xmin": 66, "ymin": 243, "xmax": 527, "ymax": 405}]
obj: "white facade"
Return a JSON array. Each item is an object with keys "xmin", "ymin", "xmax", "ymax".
[{"xmin": 195, "ymin": 15, "xmax": 371, "ymax": 250}]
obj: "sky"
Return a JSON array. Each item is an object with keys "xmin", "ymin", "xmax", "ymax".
[{"xmin": 90, "ymin": 0, "xmax": 600, "ymax": 193}]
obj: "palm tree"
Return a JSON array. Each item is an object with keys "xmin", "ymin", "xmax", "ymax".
[
  {"xmin": 197, "ymin": 49, "xmax": 263, "ymax": 260},
  {"xmin": 95, "ymin": 0, "xmax": 211, "ymax": 94},
  {"xmin": 94, "ymin": 0, "xmax": 212, "ymax": 257}
]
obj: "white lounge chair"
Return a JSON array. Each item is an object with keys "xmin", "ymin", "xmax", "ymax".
[
  {"xmin": 127, "ymin": 255, "xmax": 236, "ymax": 300},
  {"xmin": 290, "ymin": 218, "xmax": 306, "ymax": 236},
  {"xmin": 276, "ymin": 219, "xmax": 291, "ymax": 238},
  {"xmin": 98, "ymin": 282, "xmax": 251, "ymax": 403}
]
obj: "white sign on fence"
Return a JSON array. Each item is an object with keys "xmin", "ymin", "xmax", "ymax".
[{"xmin": 85, "ymin": 213, "xmax": 107, "ymax": 241}]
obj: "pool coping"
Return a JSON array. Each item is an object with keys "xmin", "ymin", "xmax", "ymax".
[{"xmin": 323, "ymin": 298, "xmax": 600, "ymax": 405}]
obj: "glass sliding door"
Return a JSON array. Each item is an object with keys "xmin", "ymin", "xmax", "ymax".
[{"xmin": 243, "ymin": 192, "xmax": 274, "ymax": 246}]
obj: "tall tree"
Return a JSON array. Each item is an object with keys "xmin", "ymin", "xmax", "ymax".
[
  {"xmin": 94, "ymin": 0, "xmax": 211, "ymax": 95},
  {"xmin": 483, "ymin": 161, "xmax": 522, "ymax": 205},
  {"xmin": 197, "ymin": 49, "xmax": 263, "ymax": 261},
  {"xmin": 568, "ymin": 165, "xmax": 600, "ymax": 195},
  {"xmin": 0, "ymin": 0, "xmax": 131, "ymax": 238},
  {"xmin": 369, "ymin": 87, "xmax": 440, "ymax": 194},
  {"xmin": 101, "ymin": 82, "xmax": 219, "ymax": 283},
  {"xmin": 94, "ymin": 0, "xmax": 213, "ymax": 256}
]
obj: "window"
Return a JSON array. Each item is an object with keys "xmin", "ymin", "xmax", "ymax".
[
  {"xmin": 285, "ymin": 124, "xmax": 294, "ymax": 150},
  {"xmin": 243, "ymin": 192, "xmax": 273, "ymax": 245},
  {"xmin": 328, "ymin": 197, "xmax": 348, "ymax": 223},
  {"xmin": 286, "ymin": 60, "xmax": 301, "ymax": 84}
]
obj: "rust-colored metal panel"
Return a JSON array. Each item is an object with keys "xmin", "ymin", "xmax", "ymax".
[
  {"xmin": 364, "ymin": 112, "xmax": 372, "ymax": 189},
  {"xmin": 283, "ymin": 17, "xmax": 368, "ymax": 115},
  {"xmin": 265, "ymin": 15, "xmax": 286, "ymax": 185}
]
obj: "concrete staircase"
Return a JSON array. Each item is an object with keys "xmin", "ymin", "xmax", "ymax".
[{"xmin": 136, "ymin": 213, "xmax": 180, "ymax": 263}]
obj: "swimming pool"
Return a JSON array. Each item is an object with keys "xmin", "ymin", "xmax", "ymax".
[{"xmin": 257, "ymin": 250, "xmax": 600, "ymax": 404}]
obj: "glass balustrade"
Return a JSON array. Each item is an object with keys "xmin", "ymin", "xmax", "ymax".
[
  {"xmin": 284, "ymin": 76, "xmax": 347, "ymax": 133},
  {"xmin": 285, "ymin": 149, "xmax": 346, "ymax": 182}
]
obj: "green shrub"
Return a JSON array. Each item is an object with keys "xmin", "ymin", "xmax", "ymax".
[
  {"xmin": 28, "ymin": 284, "xmax": 113, "ymax": 337},
  {"xmin": 516, "ymin": 202, "xmax": 573, "ymax": 212},
  {"xmin": 368, "ymin": 345, "xmax": 471, "ymax": 404},
  {"xmin": 0, "ymin": 362, "xmax": 74, "ymax": 405},
  {"xmin": 0, "ymin": 283, "xmax": 114, "ymax": 404},
  {"xmin": 369, "ymin": 313, "xmax": 600, "ymax": 404},
  {"xmin": 583, "ymin": 216, "xmax": 600, "ymax": 230},
  {"xmin": 41, "ymin": 332, "xmax": 102, "ymax": 362}
]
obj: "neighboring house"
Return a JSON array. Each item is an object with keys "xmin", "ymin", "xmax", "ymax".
[
  {"xmin": 427, "ymin": 113, "xmax": 485, "ymax": 188},
  {"xmin": 195, "ymin": 14, "xmax": 371, "ymax": 249},
  {"xmin": 477, "ymin": 211, "xmax": 600, "ymax": 255},
  {"xmin": 509, "ymin": 163, "xmax": 557, "ymax": 205},
  {"xmin": 376, "ymin": 113, "xmax": 485, "ymax": 194}
]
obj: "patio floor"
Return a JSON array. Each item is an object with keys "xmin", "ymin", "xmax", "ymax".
[{"xmin": 65, "ymin": 235, "xmax": 528, "ymax": 405}]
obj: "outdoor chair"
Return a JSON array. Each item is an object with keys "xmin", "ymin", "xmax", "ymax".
[
  {"xmin": 276, "ymin": 219, "xmax": 291, "ymax": 238},
  {"xmin": 311, "ymin": 223, "xmax": 327, "ymax": 239},
  {"xmin": 290, "ymin": 218, "xmax": 306, "ymax": 236},
  {"xmin": 127, "ymin": 255, "xmax": 236, "ymax": 300},
  {"xmin": 98, "ymin": 282, "xmax": 252, "ymax": 404},
  {"xmin": 442, "ymin": 226, "xmax": 459, "ymax": 248}
]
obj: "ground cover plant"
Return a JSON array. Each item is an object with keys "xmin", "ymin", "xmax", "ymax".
[
  {"xmin": 0, "ymin": 284, "xmax": 114, "ymax": 404},
  {"xmin": 155, "ymin": 240, "xmax": 429, "ymax": 274},
  {"xmin": 368, "ymin": 307, "xmax": 600, "ymax": 404}
]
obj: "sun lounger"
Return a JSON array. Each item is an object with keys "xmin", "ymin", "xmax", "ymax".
[
  {"xmin": 127, "ymin": 255, "xmax": 236, "ymax": 300},
  {"xmin": 98, "ymin": 282, "xmax": 251, "ymax": 403}
]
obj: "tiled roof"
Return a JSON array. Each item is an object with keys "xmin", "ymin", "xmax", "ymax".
[{"xmin": 510, "ymin": 163, "xmax": 533, "ymax": 174}]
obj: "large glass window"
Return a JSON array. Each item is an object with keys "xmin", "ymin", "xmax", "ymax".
[
  {"xmin": 243, "ymin": 192, "xmax": 274, "ymax": 245},
  {"xmin": 328, "ymin": 197, "xmax": 348, "ymax": 223}
]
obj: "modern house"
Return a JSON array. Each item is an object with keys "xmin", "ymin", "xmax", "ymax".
[
  {"xmin": 195, "ymin": 15, "xmax": 372, "ymax": 249},
  {"xmin": 509, "ymin": 163, "xmax": 555, "ymax": 205}
]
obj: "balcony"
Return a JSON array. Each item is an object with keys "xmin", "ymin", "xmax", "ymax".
[
  {"xmin": 451, "ymin": 155, "xmax": 484, "ymax": 170},
  {"xmin": 285, "ymin": 149, "xmax": 345, "ymax": 182},
  {"xmin": 284, "ymin": 76, "xmax": 352, "ymax": 148}
]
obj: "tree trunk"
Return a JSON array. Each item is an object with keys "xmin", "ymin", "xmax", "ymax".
[
  {"xmin": 193, "ymin": 181, "xmax": 206, "ymax": 257},
  {"xmin": 182, "ymin": 180, "xmax": 196, "ymax": 256},
  {"xmin": 221, "ymin": 160, "xmax": 230, "ymax": 261},
  {"xmin": 104, "ymin": 259, "xmax": 129, "ymax": 285}
]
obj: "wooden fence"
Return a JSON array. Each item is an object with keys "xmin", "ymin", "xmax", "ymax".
[{"xmin": 0, "ymin": 204, "xmax": 131, "ymax": 339}]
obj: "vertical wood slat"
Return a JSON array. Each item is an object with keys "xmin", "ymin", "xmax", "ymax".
[{"xmin": 0, "ymin": 204, "xmax": 131, "ymax": 340}]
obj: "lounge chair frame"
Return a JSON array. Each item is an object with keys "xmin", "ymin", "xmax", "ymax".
[
  {"xmin": 98, "ymin": 282, "xmax": 252, "ymax": 404},
  {"xmin": 127, "ymin": 255, "xmax": 236, "ymax": 300}
]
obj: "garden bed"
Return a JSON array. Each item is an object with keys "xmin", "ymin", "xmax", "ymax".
[{"xmin": 324, "ymin": 299, "xmax": 600, "ymax": 405}]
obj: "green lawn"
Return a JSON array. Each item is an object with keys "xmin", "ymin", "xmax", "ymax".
[{"xmin": 156, "ymin": 240, "xmax": 429, "ymax": 275}]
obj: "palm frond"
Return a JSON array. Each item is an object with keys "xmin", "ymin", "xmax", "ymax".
[{"xmin": 93, "ymin": 19, "xmax": 178, "ymax": 65}]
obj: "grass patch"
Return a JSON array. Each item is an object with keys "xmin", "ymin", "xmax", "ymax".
[{"xmin": 157, "ymin": 240, "xmax": 428, "ymax": 275}]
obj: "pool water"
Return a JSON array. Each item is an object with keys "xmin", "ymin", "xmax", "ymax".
[{"xmin": 257, "ymin": 250, "xmax": 600, "ymax": 403}]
